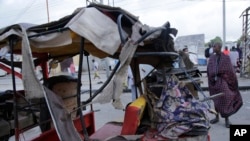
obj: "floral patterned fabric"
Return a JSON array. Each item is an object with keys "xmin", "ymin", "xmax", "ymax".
[{"xmin": 146, "ymin": 75, "xmax": 210, "ymax": 139}]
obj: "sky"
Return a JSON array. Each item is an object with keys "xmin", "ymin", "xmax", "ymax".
[{"xmin": 0, "ymin": 0, "xmax": 249, "ymax": 42}]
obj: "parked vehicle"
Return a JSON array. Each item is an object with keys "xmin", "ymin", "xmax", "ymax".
[{"xmin": 0, "ymin": 3, "xmax": 214, "ymax": 141}]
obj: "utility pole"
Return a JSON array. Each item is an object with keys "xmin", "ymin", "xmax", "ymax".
[
  {"xmin": 222, "ymin": 0, "xmax": 226, "ymax": 48},
  {"xmin": 46, "ymin": 0, "xmax": 50, "ymax": 23}
]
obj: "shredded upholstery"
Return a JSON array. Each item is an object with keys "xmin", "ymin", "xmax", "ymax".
[{"xmin": 145, "ymin": 73, "xmax": 210, "ymax": 139}]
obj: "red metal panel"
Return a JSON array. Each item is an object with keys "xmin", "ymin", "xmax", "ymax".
[
  {"xmin": 0, "ymin": 63, "xmax": 22, "ymax": 79},
  {"xmin": 32, "ymin": 111, "xmax": 95, "ymax": 141},
  {"xmin": 121, "ymin": 106, "xmax": 140, "ymax": 135}
]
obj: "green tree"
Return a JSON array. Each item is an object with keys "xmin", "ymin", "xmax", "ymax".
[
  {"xmin": 210, "ymin": 36, "xmax": 222, "ymax": 44},
  {"xmin": 205, "ymin": 36, "xmax": 222, "ymax": 47}
]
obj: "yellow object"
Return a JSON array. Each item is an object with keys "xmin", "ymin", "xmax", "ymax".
[{"xmin": 129, "ymin": 95, "xmax": 147, "ymax": 121}]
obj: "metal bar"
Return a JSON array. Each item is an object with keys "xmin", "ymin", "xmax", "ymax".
[
  {"xmin": 86, "ymin": 55, "xmax": 93, "ymax": 110},
  {"xmin": 28, "ymin": 27, "xmax": 69, "ymax": 39},
  {"xmin": 9, "ymin": 36, "xmax": 19, "ymax": 141},
  {"xmin": 134, "ymin": 27, "xmax": 166, "ymax": 45},
  {"xmin": 134, "ymin": 52, "xmax": 179, "ymax": 57},
  {"xmin": 117, "ymin": 14, "xmax": 127, "ymax": 44},
  {"xmin": 0, "ymin": 63, "xmax": 22, "ymax": 79},
  {"xmin": 77, "ymin": 37, "xmax": 89, "ymax": 140}
]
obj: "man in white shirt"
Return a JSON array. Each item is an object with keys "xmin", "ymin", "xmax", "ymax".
[
  {"xmin": 229, "ymin": 46, "xmax": 239, "ymax": 72},
  {"xmin": 127, "ymin": 67, "xmax": 136, "ymax": 101}
]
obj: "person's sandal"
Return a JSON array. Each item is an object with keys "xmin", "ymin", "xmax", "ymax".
[
  {"xmin": 225, "ymin": 118, "xmax": 231, "ymax": 128},
  {"xmin": 210, "ymin": 115, "xmax": 219, "ymax": 124}
]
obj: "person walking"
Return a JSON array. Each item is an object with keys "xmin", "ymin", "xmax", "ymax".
[
  {"xmin": 92, "ymin": 59, "xmax": 101, "ymax": 79},
  {"xmin": 207, "ymin": 42, "xmax": 243, "ymax": 128},
  {"xmin": 127, "ymin": 67, "xmax": 137, "ymax": 101},
  {"xmin": 236, "ymin": 44, "xmax": 243, "ymax": 73},
  {"xmin": 229, "ymin": 46, "xmax": 239, "ymax": 73}
]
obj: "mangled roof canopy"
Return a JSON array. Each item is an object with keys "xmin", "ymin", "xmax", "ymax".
[
  {"xmin": 0, "ymin": 3, "xmax": 178, "ymax": 99},
  {"xmin": 0, "ymin": 3, "xmax": 140, "ymax": 60},
  {"xmin": 0, "ymin": 3, "xmax": 178, "ymax": 60}
]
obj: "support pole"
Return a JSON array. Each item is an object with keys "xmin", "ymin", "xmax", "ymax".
[{"xmin": 222, "ymin": 0, "xmax": 226, "ymax": 48}]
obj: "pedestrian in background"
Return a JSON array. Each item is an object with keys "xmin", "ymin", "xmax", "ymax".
[
  {"xmin": 222, "ymin": 46, "xmax": 230, "ymax": 55},
  {"xmin": 236, "ymin": 43, "xmax": 243, "ymax": 60},
  {"xmin": 229, "ymin": 46, "xmax": 239, "ymax": 73},
  {"xmin": 92, "ymin": 59, "xmax": 101, "ymax": 79},
  {"xmin": 207, "ymin": 42, "xmax": 243, "ymax": 128},
  {"xmin": 204, "ymin": 43, "xmax": 213, "ymax": 64},
  {"xmin": 69, "ymin": 62, "xmax": 76, "ymax": 77},
  {"xmin": 236, "ymin": 43, "xmax": 243, "ymax": 73},
  {"xmin": 127, "ymin": 67, "xmax": 137, "ymax": 101},
  {"xmin": 182, "ymin": 46, "xmax": 188, "ymax": 53},
  {"xmin": 178, "ymin": 46, "xmax": 194, "ymax": 69}
]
